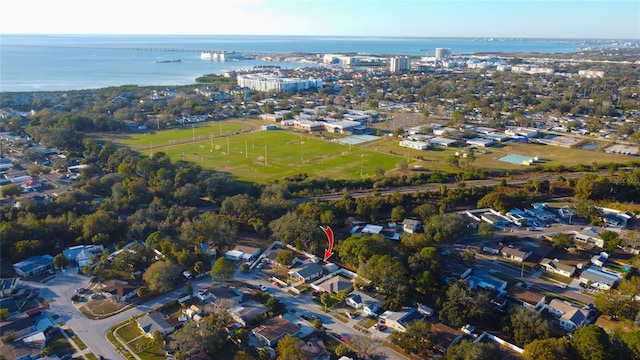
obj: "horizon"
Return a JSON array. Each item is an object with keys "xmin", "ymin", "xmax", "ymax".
[
  {"xmin": 1, "ymin": 0, "xmax": 638, "ymax": 40},
  {"xmin": 3, "ymin": 34, "xmax": 637, "ymax": 41}
]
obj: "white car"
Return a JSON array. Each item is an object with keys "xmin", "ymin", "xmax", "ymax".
[{"xmin": 259, "ymin": 285, "xmax": 268, "ymax": 291}]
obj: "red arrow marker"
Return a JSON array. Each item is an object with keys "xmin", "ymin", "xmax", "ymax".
[{"xmin": 321, "ymin": 226, "xmax": 334, "ymax": 261}]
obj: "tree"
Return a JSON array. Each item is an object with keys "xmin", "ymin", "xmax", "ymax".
[
  {"xmin": 523, "ymin": 337, "xmax": 574, "ymax": 360},
  {"xmin": 143, "ymin": 260, "xmax": 177, "ymax": 293},
  {"xmin": 0, "ymin": 308, "xmax": 9, "ymax": 321},
  {"xmin": 390, "ymin": 206, "xmax": 406, "ymax": 222},
  {"xmin": 346, "ymin": 333, "xmax": 381, "ymax": 359},
  {"xmin": 570, "ymin": 324, "xmax": 614, "ymax": 360},
  {"xmin": 618, "ymin": 331, "xmax": 640, "ymax": 360},
  {"xmin": 169, "ymin": 315, "xmax": 228, "ymax": 356},
  {"xmin": 477, "ymin": 222, "xmax": 495, "ymax": 241},
  {"xmin": 275, "ymin": 250, "xmax": 294, "ymax": 267},
  {"xmin": 0, "ymin": 183, "xmax": 21, "ymax": 197},
  {"xmin": 210, "ymin": 257, "xmax": 235, "ymax": 283},
  {"xmin": 320, "ymin": 292, "xmax": 330, "ymax": 312},
  {"xmin": 389, "ymin": 319, "xmax": 434, "ymax": 357},
  {"xmin": 601, "ymin": 230, "xmax": 621, "ymax": 252},
  {"xmin": 275, "ymin": 334, "xmax": 305, "ymax": 360},
  {"xmin": 502, "ymin": 307, "xmax": 552, "ymax": 346},
  {"xmin": 312, "ymin": 317, "xmax": 323, "ymax": 331},
  {"xmin": 53, "ymin": 253, "xmax": 68, "ymax": 269},
  {"xmin": 0, "ymin": 330, "xmax": 18, "ymax": 344},
  {"xmin": 439, "ymin": 281, "xmax": 492, "ymax": 328},
  {"xmin": 444, "ymin": 340, "xmax": 499, "ymax": 360},
  {"xmin": 552, "ymin": 233, "xmax": 572, "ymax": 250},
  {"xmin": 358, "ymin": 254, "xmax": 409, "ymax": 310}
]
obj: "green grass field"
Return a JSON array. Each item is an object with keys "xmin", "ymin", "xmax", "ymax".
[
  {"xmin": 114, "ymin": 118, "xmax": 636, "ymax": 183},
  {"xmin": 149, "ymin": 130, "xmax": 408, "ymax": 182},
  {"xmin": 118, "ymin": 121, "xmax": 248, "ymax": 149}
]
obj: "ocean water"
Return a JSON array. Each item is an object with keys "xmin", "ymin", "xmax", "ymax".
[{"xmin": 1, "ymin": 35, "xmax": 588, "ymax": 92}]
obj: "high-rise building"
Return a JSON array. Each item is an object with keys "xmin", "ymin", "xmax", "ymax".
[
  {"xmin": 390, "ymin": 56, "xmax": 411, "ymax": 72},
  {"xmin": 435, "ymin": 48, "xmax": 452, "ymax": 61}
]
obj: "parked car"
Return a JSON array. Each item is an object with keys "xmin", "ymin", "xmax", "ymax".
[
  {"xmin": 377, "ymin": 324, "xmax": 387, "ymax": 331},
  {"xmin": 259, "ymin": 285, "xmax": 268, "ymax": 291}
]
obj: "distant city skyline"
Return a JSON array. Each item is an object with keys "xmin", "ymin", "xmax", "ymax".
[{"xmin": 1, "ymin": 0, "xmax": 638, "ymax": 39}]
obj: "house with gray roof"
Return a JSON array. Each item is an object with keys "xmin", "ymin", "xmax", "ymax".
[
  {"xmin": 540, "ymin": 258, "xmax": 576, "ymax": 278},
  {"xmin": 13, "ymin": 255, "xmax": 54, "ymax": 277},
  {"xmin": 137, "ymin": 312, "xmax": 175, "ymax": 337},
  {"xmin": 252, "ymin": 316, "xmax": 300, "ymax": 347},
  {"xmin": 316, "ymin": 275, "xmax": 353, "ymax": 294},
  {"xmin": 345, "ymin": 290, "xmax": 380, "ymax": 316},
  {"xmin": 579, "ymin": 267, "xmax": 620, "ymax": 290},
  {"xmin": 546, "ymin": 299, "xmax": 589, "ymax": 331},
  {"xmin": 289, "ymin": 262, "xmax": 323, "ymax": 283},
  {"xmin": 500, "ymin": 247, "xmax": 532, "ymax": 262}
]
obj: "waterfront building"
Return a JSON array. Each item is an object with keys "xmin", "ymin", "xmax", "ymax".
[
  {"xmin": 237, "ymin": 73, "xmax": 323, "ymax": 92},
  {"xmin": 435, "ymin": 48, "xmax": 452, "ymax": 60},
  {"xmin": 389, "ymin": 56, "xmax": 411, "ymax": 72}
]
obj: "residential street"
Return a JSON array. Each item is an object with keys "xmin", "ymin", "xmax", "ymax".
[{"xmin": 26, "ymin": 266, "xmax": 409, "ymax": 360}]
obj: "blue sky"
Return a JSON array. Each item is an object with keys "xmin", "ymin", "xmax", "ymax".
[{"xmin": 1, "ymin": 0, "xmax": 638, "ymax": 39}]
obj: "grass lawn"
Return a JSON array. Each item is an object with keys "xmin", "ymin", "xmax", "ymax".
[
  {"xmin": 129, "ymin": 337, "xmax": 165, "ymax": 360},
  {"xmin": 46, "ymin": 330, "xmax": 75, "ymax": 356},
  {"xmin": 116, "ymin": 121, "xmax": 249, "ymax": 148},
  {"xmin": 65, "ymin": 329, "xmax": 87, "ymax": 351},
  {"xmin": 539, "ymin": 272, "xmax": 572, "ymax": 284},
  {"xmin": 80, "ymin": 298, "xmax": 128, "ymax": 318},
  {"xmin": 116, "ymin": 321, "xmax": 144, "ymax": 342}
]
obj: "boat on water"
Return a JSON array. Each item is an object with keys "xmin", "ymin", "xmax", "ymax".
[{"xmin": 155, "ymin": 59, "xmax": 182, "ymax": 63}]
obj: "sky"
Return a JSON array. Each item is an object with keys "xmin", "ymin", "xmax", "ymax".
[{"xmin": 1, "ymin": 0, "xmax": 638, "ymax": 39}]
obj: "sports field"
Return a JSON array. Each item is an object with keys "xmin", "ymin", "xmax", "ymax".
[{"xmin": 120, "ymin": 124, "xmax": 408, "ymax": 182}]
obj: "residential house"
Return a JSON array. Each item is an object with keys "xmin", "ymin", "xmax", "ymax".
[
  {"xmin": 232, "ymin": 245, "xmax": 262, "ymax": 262},
  {"xmin": 62, "ymin": 244, "xmax": 104, "ymax": 268},
  {"xmin": 431, "ymin": 322, "xmax": 462, "ymax": 353},
  {"xmin": 289, "ymin": 262, "xmax": 323, "ymax": 283},
  {"xmin": 102, "ymin": 280, "xmax": 137, "ymax": 301},
  {"xmin": 316, "ymin": 276, "xmax": 353, "ymax": 294},
  {"xmin": 300, "ymin": 338, "xmax": 331, "ymax": 360},
  {"xmin": 0, "ymin": 313, "xmax": 35, "ymax": 338},
  {"xmin": 252, "ymin": 316, "xmax": 300, "ymax": 347},
  {"xmin": 137, "ymin": 312, "xmax": 175, "ymax": 337},
  {"xmin": 379, "ymin": 308, "xmax": 426, "ymax": 332},
  {"xmin": 345, "ymin": 290, "xmax": 380, "ymax": 316},
  {"xmin": 506, "ymin": 285, "xmax": 546, "ymax": 310},
  {"xmin": 0, "ymin": 297, "xmax": 19, "ymax": 314},
  {"xmin": 232, "ymin": 300, "xmax": 270, "ymax": 326},
  {"xmin": 574, "ymin": 227, "xmax": 605, "ymax": 248},
  {"xmin": 540, "ymin": 258, "xmax": 576, "ymax": 278},
  {"xmin": 590, "ymin": 252, "xmax": 609, "ymax": 267},
  {"xmin": 13, "ymin": 255, "xmax": 54, "ymax": 277},
  {"xmin": 546, "ymin": 299, "xmax": 589, "ymax": 331},
  {"xmin": 579, "ymin": 268, "xmax": 620, "ymax": 290},
  {"xmin": 209, "ymin": 285, "xmax": 243, "ymax": 304},
  {"xmin": 500, "ymin": 247, "xmax": 532, "ymax": 262},
  {"xmin": 0, "ymin": 278, "xmax": 20, "ymax": 297},
  {"xmin": 0, "ymin": 333, "xmax": 45, "ymax": 360},
  {"xmin": 402, "ymin": 219, "xmax": 422, "ymax": 234}
]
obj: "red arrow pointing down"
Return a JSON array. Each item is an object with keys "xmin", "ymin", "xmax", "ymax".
[{"xmin": 321, "ymin": 226, "xmax": 334, "ymax": 261}]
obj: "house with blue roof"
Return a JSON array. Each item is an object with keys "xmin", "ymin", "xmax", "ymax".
[{"xmin": 13, "ymin": 255, "xmax": 54, "ymax": 277}]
